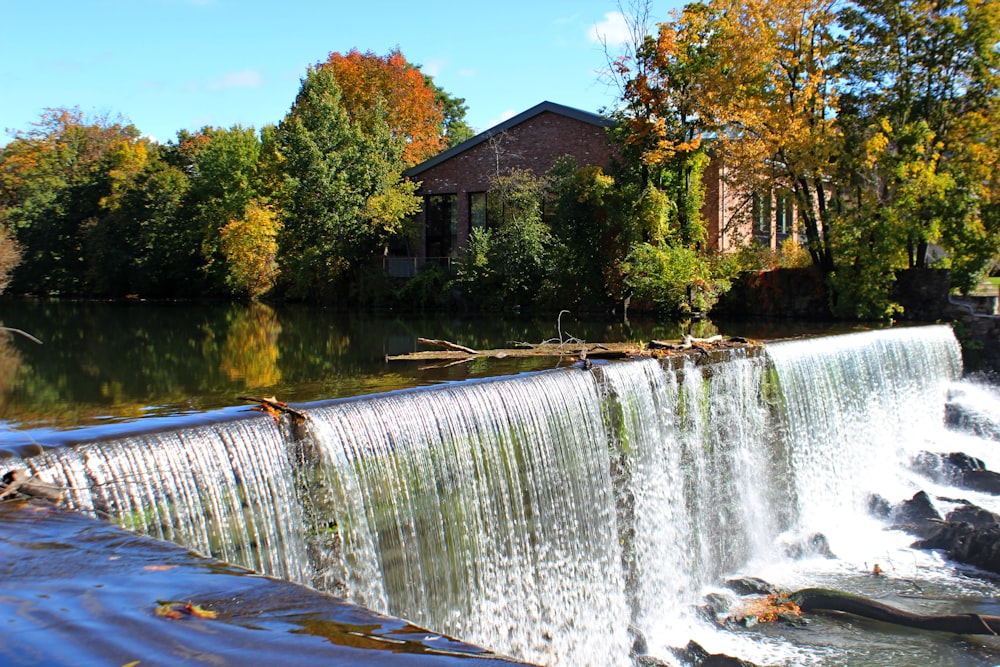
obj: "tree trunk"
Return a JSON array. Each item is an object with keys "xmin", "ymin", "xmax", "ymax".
[{"xmin": 790, "ymin": 588, "xmax": 1000, "ymax": 635}]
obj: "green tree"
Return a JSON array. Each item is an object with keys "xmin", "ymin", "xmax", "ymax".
[
  {"xmin": 621, "ymin": 242, "xmax": 722, "ymax": 315},
  {"xmin": 456, "ymin": 169, "xmax": 552, "ymax": 309},
  {"xmin": 185, "ymin": 125, "xmax": 265, "ymax": 292},
  {"xmin": 0, "ymin": 108, "xmax": 141, "ymax": 295},
  {"xmin": 276, "ymin": 66, "xmax": 419, "ymax": 301},
  {"xmin": 545, "ymin": 158, "xmax": 622, "ymax": 306},
  {"xmin": 837, "ymin": 0, "xmax": 1000, "ymax": 294}
]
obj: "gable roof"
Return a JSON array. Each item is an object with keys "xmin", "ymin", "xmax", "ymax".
[{"xmin": 404, "ymin": 101, "xmax": 613, "ymax": 177}]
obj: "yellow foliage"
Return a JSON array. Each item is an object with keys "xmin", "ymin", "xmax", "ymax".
[
  {"xmin": 219, "ymin": 303, "xmax": 282, "ymax": 388},
  {"xmin": 219, "ymin": 201, "xmax": 281, "ymax": 299}
]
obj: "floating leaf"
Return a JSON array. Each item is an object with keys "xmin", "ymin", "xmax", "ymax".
[
  {"xmin": 143, "ymin": 564, "xmax": 177, "ymax": 572},
  {"xmin": 155, "ymin": 601, "xmax": 218, "ymax": 620}
]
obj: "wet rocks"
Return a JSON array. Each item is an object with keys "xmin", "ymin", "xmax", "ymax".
[
  {"xmin": 909, "ymin": 451, "xmax": 1000, "ymax": 495},
  {"xmin": 889, "ymin": 490, "xmax": 943, "ymax": 538},
  {"xmin": 913, "ymin": 519, "xmax": 1000, "ymax": 574},
  {"xmin": 668, "ymin": 641, "xmax": 761, "ymax": 667}
]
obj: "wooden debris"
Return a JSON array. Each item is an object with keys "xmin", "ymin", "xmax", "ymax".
[
  {"xmin": 0, "ymin": 469, "xmax": 63, "ymax": 503},
  {"xmin": 155, "ymin": 601, "xmax": 219, "ymax": 620},
  {"xmin": 387, "ymin": 335, "xmax": 760, "ymax": 364},
  {"xmin": 416, "ymin": 338, "xmax": 479, "ymax": 355},
  {"xmin": 0, "ymin": 327, "xmax": 43, "ymax": 344},
  {"xmin": 239, "ymin": 396, "xmax": 309, "ymax": 424},
  {"xmin": 790, "ymin": 587, "xmax": 1000, "ymax": 635}
]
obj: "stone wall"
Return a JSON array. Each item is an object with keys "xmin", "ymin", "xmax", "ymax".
[
  {"xmin": 713, "ymin": 267, "xmax": 831, "ymax": 319},
  {"xmin": 714, "ymin": 266, "xmax": 1000, "ymax": 373}
]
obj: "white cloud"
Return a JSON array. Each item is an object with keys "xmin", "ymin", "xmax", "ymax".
[
  {"xmin": 421, "ymin": 59, "xmax": 446, "ymax": 77},
  {"xmin": 587, "ymin": 11, "xmax": 631, "ymax": 47},
  {"xmin": 457, "ymin": 67, "xmax": 476, "ymax": 78},
  {"xmin": 207, "ymin": 69, "xmax": 263, "ymax": 90}
]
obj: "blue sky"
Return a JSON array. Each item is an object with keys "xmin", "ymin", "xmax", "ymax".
[{"xmin": 0, "ymin": 0, "xmax": 681, "ymax": 146}]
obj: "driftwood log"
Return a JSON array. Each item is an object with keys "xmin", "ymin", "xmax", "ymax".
[
  {"xmin": 387, "ymin": 337, "xmax": 761, "ymax": 364},
  {"xmin": 789, "ymin": 588, "xmax": 1000, "ymax": 635},
  {"xmin": 0, "ymin": 469, "xmax": 63, "ymax": 503}
]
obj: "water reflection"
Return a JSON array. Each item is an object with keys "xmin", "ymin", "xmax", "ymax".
[
  {"xmin": 0, "ymin": 299, "xmax": 860, "ymax": 442},
  {"xmin": 0, "ymin": 502, "xmax": 524, "ymax": 667}
]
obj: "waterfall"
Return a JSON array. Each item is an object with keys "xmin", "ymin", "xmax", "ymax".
[
  {"xmin": 2, "ymin": 324, "xmax": 972, "ymax": 667},
  {"xmin": 766, "ymin": 325, "xmax": 962, "ymax": 533},
  {"xmin": 8, "ymin": 419, "xmax": 312, "ymax": 583},
  {"xmin": 598, "ymin": 352, "xmax": 788, "ymax": 650},
  {"xmin": 303, "ymin": 370, "xmax": 633, "ymax": 667}
]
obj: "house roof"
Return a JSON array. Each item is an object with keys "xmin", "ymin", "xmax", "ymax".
[{"xmin": 403, "ymin": 101, "xmax": 613, "ymax": 177}]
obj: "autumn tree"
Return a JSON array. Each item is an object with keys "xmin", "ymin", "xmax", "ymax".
[
  {"xmin": 321, "ymin": 48, "xmax": 447, "ymax": 166},
  {"xmin": 219, "ymin": 201, "xmax": 281, "ymax": 299},
  {"xmin": 612, "ymin": 0, "xmax": 722, "ymax": 248},
  {"xmin": 0, "ymin": 108, "xmax": 143, "ymax": 295},
  {"xmin": 276, "ymin": 65, "xmax": 419, "ymax": 301},
  {"xmin": 836, "ymin": 0, "xmax": 1000, "ymax": 298}
]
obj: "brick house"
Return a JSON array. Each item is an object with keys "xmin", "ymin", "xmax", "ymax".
[
  {"xmin": 392, "ymin": 101, "xmax": 614, "ymax": 277},
  {"xmin": 703, "ymin": 154, "xmax": 806, "ymax": 254},
  {"xmin": 392, "ymin": 101, "xmax": 802, "ymax": 277}
]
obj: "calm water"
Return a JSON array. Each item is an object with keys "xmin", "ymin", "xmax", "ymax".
[{"xmin": 0, "ymin": 299, "xmax": 858, "ymax": 449}]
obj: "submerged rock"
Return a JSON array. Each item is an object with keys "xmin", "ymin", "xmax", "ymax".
[
  {"xmin": 867, "ymin": 493, "xmax": 893, "ymax": 519},
  {"xmin": 781, "ymin": 532, "xmax": 836, "ymax": 560},
  {"xmin": 669, "ymin": 641, "xmax": 761, "ymax": 667}
]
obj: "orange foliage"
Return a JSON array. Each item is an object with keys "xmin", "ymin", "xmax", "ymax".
[
  {"xmin": 155, "ymin": 601, "xmax": 218, "ymax": 620},
  {"xmin": 735, "ymin": 593, "xmax": 802, "ymax": 625},
  {"xmin": 321, "ymin": 48, "xmax": 445, "ymax": 166}
]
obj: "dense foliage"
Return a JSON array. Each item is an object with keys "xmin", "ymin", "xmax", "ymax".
[
  {"xmin": 0, "ymin": 50, "xmax": 457, "ymax": 304},
  {"xmin": 611, "ymin": 0, "xmax": 1000, "ymax": 318},
  {"xmin": 2, "ymin": 4, "xmax": 998, "ymax": 319}
]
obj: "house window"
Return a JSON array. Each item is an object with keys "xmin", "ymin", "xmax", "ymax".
[
  {"xmin": 775, "ymin": 191, "xmax": 794, "ymax": 236},
  {"xmin": 469, "ymin": 192, "xmax": 487, "ymax": 230},
  {"xmin": 425, "ymin": 194, "xmax": 458, "ymax": 261},
  {"xmin": 752, "ymin": 192, "xmax": 771, "ymax": 235}
]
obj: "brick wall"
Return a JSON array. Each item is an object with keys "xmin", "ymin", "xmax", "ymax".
[{"xmin": 410, "ymin": 111, "xmax": 614, "ymax": 257}]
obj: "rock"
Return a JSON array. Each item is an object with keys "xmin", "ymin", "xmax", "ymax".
[
  {"xmin": 909, "ymin": 451, "xmax": 1000, "ymax": 495},
  {"xmin": 670, "ymin": 641, "xmax": 761, "ymax": 667},
  {"xmin": 890, "ymin": 491, "xmax": 943, "ymax": 538},
  {"xmin": 945, "ymin": 379, "xmax": 1000, "ymax": 440},
  {"xmin": 913, "ymin": 521, "xmax": 1000, "ymax": 575},
  {"xmin": 629, "ymin": 625, "xmax": 648, "ymax": 657},
  {"xmin": 867, "ymin": 493, "xmax": 892, "ymax": 519},
  {"xmin": 958, "ymin": 469, "xmax": 1000, "ymax": 495},
  {"xmin": 725, "ymin": 577, "xmax": 780, "ymax": 596},
  {"xmin": 945, "ymin": 503, "xmax": 1000, "ymax": 529},
  {"xmin": 781, "ymin": 532, "xmax": 836, "ymax": 559}
]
